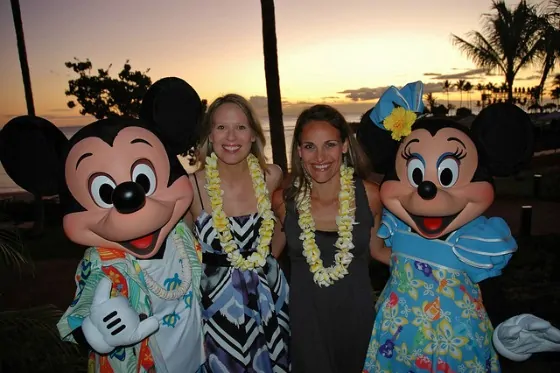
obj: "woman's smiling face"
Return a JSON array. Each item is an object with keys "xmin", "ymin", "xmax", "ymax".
[{"xmin": 298, "ymin": 120, "xmax": 348, "ymax": 184}]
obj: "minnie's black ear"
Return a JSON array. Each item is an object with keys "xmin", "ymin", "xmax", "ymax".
[
  {"xmin": 355, "ymin": 108, "xmax": 400, "ymax": 174},
  {"xmin": 470, "ymin": 103, "xmax": 534, "ymax": 177},
  {"xmin": 0, "ymin": 116, "xmax": 68, "ymax": 196},
  {"xmin": 139, "ymin": 77, "xmax": 202, "ymax": 155}
]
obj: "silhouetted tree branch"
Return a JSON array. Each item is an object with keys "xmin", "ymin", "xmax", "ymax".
[{"xmin": 64, "ymin": 58, "xmax": 152, "ymax": 119}]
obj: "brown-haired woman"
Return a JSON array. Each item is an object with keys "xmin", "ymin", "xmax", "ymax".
[
  {"xmin": 271, "ymin": 104, "xmax": 390, "ymax": 373},
  {"xmin": 186, "ymin": 94, "xmax": 290, "ymax": 372}
]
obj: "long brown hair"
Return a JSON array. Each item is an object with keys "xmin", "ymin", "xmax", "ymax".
[
  {"xmin": 197, "ymin": 94, "xmax": 268, "ymax": 170},
  {"xmin": 286, "ymin": 104, "xmax": 371, "ymax": 202}
]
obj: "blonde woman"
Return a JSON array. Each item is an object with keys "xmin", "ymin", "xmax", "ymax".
[
  {"xmin": 271, "ymin": 104, "xmax": 390, "ymax": 373},
  {"xmin": 185, "ymin": 94, "xmax": 290, "ymax": 372}
]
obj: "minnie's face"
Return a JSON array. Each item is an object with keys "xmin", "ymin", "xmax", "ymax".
[
  {"xmin": 62, "ymin": 126, "xmax": 193, "ymax": 258},
  {"xmin": 380, "ymin": 127, "xmax": 494, "ymax": 239}
]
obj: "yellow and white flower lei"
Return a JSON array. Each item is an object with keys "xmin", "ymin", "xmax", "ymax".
[
  {"xmin": 296, "ymin": 164, "xmax": 356, "ymax": 287},
  {"xmin": 205, "ymin": 152, "xmax": 275, "ymax": 270}
]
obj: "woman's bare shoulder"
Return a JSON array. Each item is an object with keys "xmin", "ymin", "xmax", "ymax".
[{"xmin": 266, "ymin": 163, "xmax": 284, "ymax": 189}]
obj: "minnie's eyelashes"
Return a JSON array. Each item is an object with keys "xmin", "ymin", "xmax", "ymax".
[
  {"xmin": 401, "ymin": 147, "xmax": 466, "ymax": 162},
  {"xmin": 401, "ymin": 147, "xmax": 413, "ymax": 161},
  {"xmin": 451, "ymin": 147, "xmax": 467, "ymax": 160}
]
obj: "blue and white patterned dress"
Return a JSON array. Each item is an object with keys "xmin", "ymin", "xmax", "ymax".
[
  {"xmin": 363, "ymin": 209, "xmax": 517, "ymax": 373},
  {"xmin": 194, "ymin": 211, "xmax": 290, "ymax": 373}
]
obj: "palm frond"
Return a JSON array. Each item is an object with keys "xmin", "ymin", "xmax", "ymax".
[
  {"xmin": 0, "ymin": 304, "xmax": 87, "ymax": 372},
  {"xmin": 0, "ymin": 227, "xmax": 32, "ymax": 273},
  {"xmin": 451, "ymin": 33, "xmax": 504, "ymax": 73}
]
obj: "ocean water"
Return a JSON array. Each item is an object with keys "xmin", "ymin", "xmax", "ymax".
[{"xmin": 0, "ymin": 114, "xmax": 363, "ymax": 194}]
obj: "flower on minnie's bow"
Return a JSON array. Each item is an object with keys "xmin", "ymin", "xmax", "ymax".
[{"xmin": 383, "ymin": 106, "xmax": 417, "ymax": 141}]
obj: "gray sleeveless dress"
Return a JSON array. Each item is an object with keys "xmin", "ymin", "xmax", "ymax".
[{"xmin": 284, "ymin": 178, "xmax": 375, "ymax": 373}]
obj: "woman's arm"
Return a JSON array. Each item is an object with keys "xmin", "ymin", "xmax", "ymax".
[
  {"xmin": 271, "ymin": 188, "xmax": 287, "ymax": 258},
  {"xmin": 184, "ymin": 173, "xmax": 202, "ymax": 230},
  {"xmin": 363, "ymin": 180, "xmax": 391, "ymax": 265}
]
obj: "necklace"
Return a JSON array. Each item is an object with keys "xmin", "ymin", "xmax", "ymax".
[
  {"xmin": 141, "ymin": 231, "xmax": 192, "ymax": 300},
  {"xmin": 296, "ymin": 164, "xmax": 356, "ymax": 287},
  {"xmin": 205, "ymin": 152, "xmax": 275, "ymax": 270}
]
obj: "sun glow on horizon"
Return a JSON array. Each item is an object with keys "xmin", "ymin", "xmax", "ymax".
[{"xmin": 0, "ymin": 0, "xmax": 553, "ymax": 127}]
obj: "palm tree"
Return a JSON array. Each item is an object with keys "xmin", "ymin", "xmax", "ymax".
[
  {"xmin": 260, "ymin": 0, "xmax": 287, "ymax": 172},
  {"xmin": 463, "ymin": 81, "xmax": 473, "ymax": 109},
  {"xmin": 455, "ymin": 79, "xmax": 465, "ymax": 107},
  {"xmin": 443, "ymin": 80, "xmax": 451, "ymax": 111},
  {"xmin": 551, "ymin": 87, "xmax": 560, "ymax": 105},
  {"xmin": 9, "ymin": 0, "xmax": 46, "ymax": 237},
  {"xmin": 451, "ymin": 1, "xmax": 543, "ymax": 103},
  {"xmin": 10, "ymin": 0, "xmax": 35, "ymax": 116},
  {"xmin": 535, "ymin": 10, "xmax": 560, "ymax": 100},
  {"xmin": 477, "ymin": 83, "xmax": 487, "ymax": 107},
  {"xmin": 554, "ymin": 73, "xmax": 560, "ymax": 88}
]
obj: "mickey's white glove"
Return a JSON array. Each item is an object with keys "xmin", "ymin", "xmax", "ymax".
[
  {"xmin": 493, "ymin": 313, "xmax": 560, "ymax": 362},
  {"xmin": 81, "ymin": 277, "xmax": 159, "ymax": 354}
]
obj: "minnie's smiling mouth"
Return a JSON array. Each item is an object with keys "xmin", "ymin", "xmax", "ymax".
[{"xmin": 408, "ymin": 212, "xmax": 461, "ymax": 238}]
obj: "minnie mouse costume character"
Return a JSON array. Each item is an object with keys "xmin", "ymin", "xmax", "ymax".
[
  {"xmin": 0, "ymin": 77, "xmax": 207, "ymax": 372},
  {"xmin": 356, "ymin": 81, "xmax": 534, "ymax": 372}
]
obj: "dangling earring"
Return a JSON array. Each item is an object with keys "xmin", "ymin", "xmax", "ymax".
[
  {"xmin": 343, "ymin": 152, "xmax": 348, "ymax": 168},
  {"xmin": 207, "ymin": 141, "xmax": 213, "ymax": 154}
]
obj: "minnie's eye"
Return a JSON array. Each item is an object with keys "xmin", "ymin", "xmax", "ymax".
[
  {"xmin": 89, "ymin": 174, "xmax": 116, "ymax": 208},
  {"xmin": 407, "ymin": 158, "xmax": 425, "ymax": 187},
  {"xmin": 438, "ymin": 158, "xmax": 460, "ymax": 187},
  {"xmin": 132, "ymin": 161, "xmax": 157, "ymax": 196}
]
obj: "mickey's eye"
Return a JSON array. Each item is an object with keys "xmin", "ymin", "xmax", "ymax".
[
  {"xmin": 438, "ymin": 158, "xmax": 460, "ymax": 187},
  {"xmin": 89, "ymin": 174, "xmax": 116, "ymax": 208},
  {"xmin": 406, "ymin": 158, "xmax": 425, "ymax": 187},
  {"xmin": 132, "ymin": 160, "xmax": 157, "ymax": 196}
]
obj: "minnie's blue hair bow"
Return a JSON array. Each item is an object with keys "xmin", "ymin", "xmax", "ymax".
[{"xmin": 369, "ymin": 81, "xmax": 425, "ymax": 130}]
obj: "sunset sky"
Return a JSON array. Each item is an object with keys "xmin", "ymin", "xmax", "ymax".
[{"xmin": 0, "ymin": 0, "xmax": 550, "ymax": 127}]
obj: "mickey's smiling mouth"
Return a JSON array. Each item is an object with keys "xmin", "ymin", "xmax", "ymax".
[
  {"xmin": 119, "ymin": 228, "xmax": 162, "ymax": 256},
  {"xmin": 409, "ymin": 212, "xmax": 461, "ymax": 238}
]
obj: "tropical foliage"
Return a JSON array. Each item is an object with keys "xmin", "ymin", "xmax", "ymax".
[
  {"xmin": 0, "ymin": 227, "xmax": 87, "ymax": 372},
  {"xmin": 451, "ymin": 1, "xmax": 544, "ymax": 103},
  {"xmin": 65, "ymin": 58, "xmax": 152, "ymax": 119}
]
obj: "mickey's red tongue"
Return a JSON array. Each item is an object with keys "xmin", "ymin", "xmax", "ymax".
[
  {"xmin": 423, "ymin": 217, "xmax": 443, "ymax": 232},
  {"xmin": 129, "ymin": 234, "xmax": 154, "ymax": 250}
]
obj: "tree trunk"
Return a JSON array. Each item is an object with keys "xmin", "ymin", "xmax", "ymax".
[
  {"xmin": 11, "ymin": 0, "xmax": 44, "ymax": 236},
  {"xmin": 10, "ymin": 0, "xmax": 35, "ymax": 116},
  {"xmin": 506, "ymin": 74, "xmax": 515, "ymax": 103},
  {"xmin": 260, "ymin": 0, "xmax": 287, "ymax": 172}
]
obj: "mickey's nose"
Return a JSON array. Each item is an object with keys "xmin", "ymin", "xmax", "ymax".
[
  {"xmin": 417, "ymin": 181, "xmax": 438, "ymax": 200},
  {"xmin": 112, "ymin": 181, "xmax": 146, "ymax": 214}
]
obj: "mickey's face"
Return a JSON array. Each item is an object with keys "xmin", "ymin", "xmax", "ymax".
[
  {"xmin": 380, "ymin": 127, "xmax": 494, "ymax": 239},
  {"xmin": 62, "ymin": 126, "xmax": 193, "ymax": 258}
]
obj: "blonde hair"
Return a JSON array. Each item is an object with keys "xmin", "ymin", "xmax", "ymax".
[{"xmin": 197, "ymin": 94, "xmax": 268, "ymax": 170}]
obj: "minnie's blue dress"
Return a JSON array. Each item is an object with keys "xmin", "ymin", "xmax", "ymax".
[{"xmin": 363, "ymin": 209, "xmax": 517, "ymax": 373}]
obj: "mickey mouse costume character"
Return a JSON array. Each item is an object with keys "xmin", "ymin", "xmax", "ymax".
[
  {"xmin": 0, "ymin": 77, "xmax": 207, "ymax": 372},
  {"xmin": 356, "ymin": 81, "xmax": 534, "ymax": 372}
]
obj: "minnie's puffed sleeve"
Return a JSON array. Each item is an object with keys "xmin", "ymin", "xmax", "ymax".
[
  {"xmin": 377, "ymin": 208, "xmax": 399, "ymax": 248},
  {"xmin": 56, "ymin": 248, "xmax": 105, "ymax": 343},
  {"xmin": 450, "ymin": 216, "xmax": 517, "ymax": 283}
]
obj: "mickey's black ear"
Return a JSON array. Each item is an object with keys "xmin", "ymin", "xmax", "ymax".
[
  {"xmin": 139, "ymin": 77, "xmax": 202, "ymax": 155},
  {"xmin": 470, "ymin": 103, "xmax": 534, "ymax": 177},
  {"xmin": 0, "ymin": 116, "xmax": 68, "ymax": 196},
  {"xmin": 355, "ymin": 108, "xmax": 400, "ymax": 174}
]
